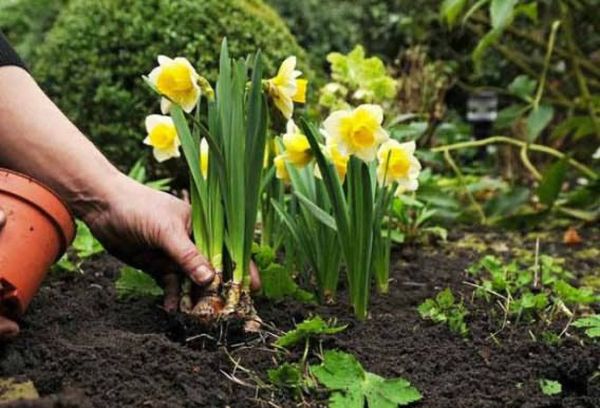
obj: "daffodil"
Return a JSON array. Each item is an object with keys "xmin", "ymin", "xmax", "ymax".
[
  {"xmin": 322, "ymin": 104, "xmax": 389, "ymax": 162},
  {"xmin": 376, "ymin": 140, "xmax": 421, "ymax": 193},
  {"xmin": 267, "ymin": 56, "xmax": 307, "ymax": 119},
  {"xmin": 315, "ymin": 143, "xmax": 350, "ymax": 182},
  {"xmin": 281, "ymin": 120, "xmax": 312, "ymax": 166},
  {"xmin": 274, "ymin": 154, "xmax": 290, "ymax": 182},
  {"xmin": 144, "ymin": 114, "xmax": 181, "ymax": 162},
  {"xmin": 148, "ymin": 56, "xmax": 201, "ymax": 114},
  {"xmin": 200, "ymin": 138, "xmax": 209, "ymax": 179}
]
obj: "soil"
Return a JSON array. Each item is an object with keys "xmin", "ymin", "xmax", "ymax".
[{"xmin": 1, "ymin": 228, "xmax": 599, "ymax": 408}]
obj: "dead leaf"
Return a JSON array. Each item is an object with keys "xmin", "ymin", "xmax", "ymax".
[
  {"xmin": 0, "ymin": 378, "xmax": 39, "ymax": 402},
  {"xmin": 563, "ymin": 227, "xmax": 582, "ymax": 245}
]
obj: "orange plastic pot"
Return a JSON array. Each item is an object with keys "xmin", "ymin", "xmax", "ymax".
[{"xmin": 0, "ymin": 169, "xmax": 75, "ymax": 319}]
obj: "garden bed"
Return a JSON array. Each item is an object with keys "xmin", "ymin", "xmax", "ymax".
[{"xmin": 1, "ymin": 228, "xmax": 599, "ymax": 408}]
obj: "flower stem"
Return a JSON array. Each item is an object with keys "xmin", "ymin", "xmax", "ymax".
[{"xmin": 432, "ymin": 136, "xmax": 598, "ymax": 180}]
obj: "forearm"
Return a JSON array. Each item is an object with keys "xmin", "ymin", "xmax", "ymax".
[{"xmin": 0, "ymin": 66, "xmax": 127, "ymax": 219}]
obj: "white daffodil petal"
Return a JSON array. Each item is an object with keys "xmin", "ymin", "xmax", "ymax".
[
  {"xmin": 160, "ymin": 98, "xmax": 172, "ymax": 114},
  {"xmin": 157, "ymin": 55, "xmax": 172, "ymax": 65}
]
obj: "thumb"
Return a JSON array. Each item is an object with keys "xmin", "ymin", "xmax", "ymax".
[
  {"xmin": 161, "ymin": 227, "xmax": 215, "ymax": 286},
  {"xmin": 0, "ymin": 207, "xmax": 6, "ymax": 229}
]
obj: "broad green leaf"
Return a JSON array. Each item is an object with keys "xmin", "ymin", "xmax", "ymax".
[
  {"xmin": 440, "ymin": 0, "xmax": 468, "ymax": 27},
  {"xmin": 539, "ymin": 379, "xmax": 562, "ymax": 396},
  {"xmin": 553, "ymin": 280, "xmax": 598, "ymax": 305},
  {"xmin": 472, "ymin": 29, "xmax": 502, "ymax": 71},
  {"xmin": 115, "ymin": 266, "xmax": 163, "ymax": 299},
  {"xmin": 537, "ymin": 158, "xmax": 568, "ymax": 207},
  {"xmin": 526, "ymin": 105, "xmax": 554, "ymax": 142},
  {"xmin": 365, "ymin": 374, "xmax": 423, "ymax": 407},
  {"xmin": 508, "ymin": 75, "xmax": 537, "ymax": 101},
  {"xmin": 311, "ymin": 351, "xmax": 421, "ymax": 407},
  {"xmin": 572, "ymin": 315, "xmax": 600, "ymax": 338},
  {"xmin": 72, "ymin": 220, "xmax": 104, "ymax": 258},
  {"xmin": 485, "ymin": 187, "xmax": 530, "ymax": 218},
  {"xmin": 495, "ymin": 104, "xmax": 527, "ymax": 130},
  {"xmin": 515, "ymin": 2, "xmax": 538, "ymax": 22},
  {"xmin": 260, "ymin": 263, "xmax": 315, "ymax": 303},
  {"xmin": 268, "ymin": 363, "xmax": 303, "ymax": 389},
  {"xmin": 551, "ymin": 116, "xmax": 595, "ymax": 141},
  {"xmin": 490, "ymin": 0, "xmax": 518, "ymax": 29},
  {"xmin": 275, "ymin": 316, "xmax": 347, "ymax": 348}
]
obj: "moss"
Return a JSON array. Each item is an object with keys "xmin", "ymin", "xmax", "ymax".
[{"xmin": 33, "ymin": 0, "xmax": 307, "ymax": 170}]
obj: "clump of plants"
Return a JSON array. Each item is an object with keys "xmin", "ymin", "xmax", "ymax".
[
  {"xmin": 418, "ymin": 288, "xmax": 469, "ymax": 337},
  {"xmin": 140, "ymin": 35, "xmax": 423, "ymax": 327},
  {"xmin": 466, "ymin": 253, "xmax": 598, "ymax": 337},
  {"xmin": 265, "ymin": 316, "xmax": 422, "ymax": 406}
]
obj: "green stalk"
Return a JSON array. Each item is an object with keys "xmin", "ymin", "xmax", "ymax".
[{"xmin": 432, "ymin": 136, "xmax": 598, "ymax": 179}]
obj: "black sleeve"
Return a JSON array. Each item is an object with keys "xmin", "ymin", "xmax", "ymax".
[{"xmin": 0, "ymin": 31, "xmax": 26, "ymax": 69}]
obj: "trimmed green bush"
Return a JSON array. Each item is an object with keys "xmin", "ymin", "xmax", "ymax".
[
  {"xmin": 0, "ymin": 0, "xmax": 67, "ymax": 63},
  {"xmin": 33, "ymin": 0, "xmax": 307, "ymax": 169}
]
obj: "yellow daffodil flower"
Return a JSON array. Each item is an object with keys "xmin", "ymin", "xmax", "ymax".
[
  {"xmin": 148, "ymin": 56, "xmax": 201, "ymax": 114},
  {"xmin": 376, "ymin": 140, "xmax": 421, "ymax": 193},
  {"xmin": 200, "ymin": 138, "xmax": 209, "ymax": 179},
  {"xmin": 282, "ymin": 120, "xmax": 312, "ymax": 167},
  {"xmin": 267, "ymin": 56, "xmax": 307, "ymax": 119},
  {"xmin": 144, "ymin": 114, "xmax": 181, "ymax": 162},
  {"xmin": 322, "ymin": 104, "xmax": 389, "ymax": 162},
  {"xmin": 274, "ymin": 153, "xmax": 290, "ymax": 182},
  {"xmin": 315, "ymin": 143, "xmax": 350, "ymax": 182}
]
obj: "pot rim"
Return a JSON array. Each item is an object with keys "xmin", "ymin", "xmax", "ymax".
[{"xmin": 0, "ymin": 168, "xmax": 76, "ymax": 259}]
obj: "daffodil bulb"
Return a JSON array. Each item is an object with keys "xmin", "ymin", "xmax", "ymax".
[
  {"xmin": 144, "ymin": 115, "xmax": 181, "ymax": 162},
  {"xmin": 376, "ymin": 140, "xmax": 421, "ymax": 193},
  {"xmin": 322, "ymin": 104, "xmax": 389, "ymax": 162},
  {"xmin": 200, "ymin": 138, "xmax": 209, "ymax": 179},
  {"xmin": 267, "ymin": 56, "xmax": 307, "ymax": 119},
  {"xmin": 148, "ymin": 56, "xmax": 201, "ymax": 114},
  {"xmin": 281, "ymin": 120, "xmax": 312, "ymax": 167}
]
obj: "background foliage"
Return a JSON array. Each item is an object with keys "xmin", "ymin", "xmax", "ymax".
[{"xmin": 1, "ymin": 0, "xmax": 307, "ymax": 171}]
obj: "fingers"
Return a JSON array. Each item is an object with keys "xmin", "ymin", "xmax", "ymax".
[
  {"xmin": 0, "ymin": 315, "xmax": 19, "ymax": 340},
  {"xmin": 0, "ymin": 207, "xmax": 6, "ymax": 229},
  {"xmin": 162, "ymin": 272, "xmax": 180, "ymax": 313},
  {"xmin": 161, "ymin": 229, "xmax": 215, "ymax": 286},
  {"xmin": 250, "ymin": 261, "xmax": 261, "ymax": 292}
]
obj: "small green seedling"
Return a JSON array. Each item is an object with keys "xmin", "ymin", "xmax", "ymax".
[
  {"xmin": 275, "ymin": 316, "xmax": 347, "ymax": 348},
  {"xmin": 539, "ymin": 378, "xmax": 562, "ymax": 396},
  {"xmin": 572, "ymin": 315, "xmax": 600, "ymax": 339},
  {"xmin": 115, "ymin": 266, "xmax": 163, "ymax": 299},
  {"xmin": 267, "ymin": 363, "xmax": 307, "ymax": 397},
  {"xmin": 418, "ymin": 288, "xmax": 469, "ymax": 337},
  {"xmin": 310, "ymin": 350, "xmax": 422, "ymax": 407},
  {"xmin": 466, "ymin": 254, "xmax": 598, "ymax": 328}
]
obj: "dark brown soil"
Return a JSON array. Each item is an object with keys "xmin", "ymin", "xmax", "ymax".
[{"xmin": 1, "ymin": 228, "xmax": 599, "ymax": 407}]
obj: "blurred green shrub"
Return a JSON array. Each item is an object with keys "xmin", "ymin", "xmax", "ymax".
[
  {"xmin": 267, "ymin": 0, "xmax": 441, "ymax": 66},
  {"xmin": 32, "ymin": 0, "xmax": 307, "ymax": 170},
  {"xmin": 0, "ymin": 0, "xmax": 67, "ymax": 63}
]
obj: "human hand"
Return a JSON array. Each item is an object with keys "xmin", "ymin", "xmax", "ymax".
[
  {"xmin": 83, "ymin": 175, "xmax": 260, "ymax": 312},
  {"xmin": 82, "ymin": 175, "xmax": 217, "ymax": 312},
  {"xmin": 0, "ymin": 207, "xmax": 20, "ymax": 340}
]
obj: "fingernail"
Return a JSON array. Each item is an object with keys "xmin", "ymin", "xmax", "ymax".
[{"xmin": 193, "ymin": 265, "xmax": 214, "ymax": 285}]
